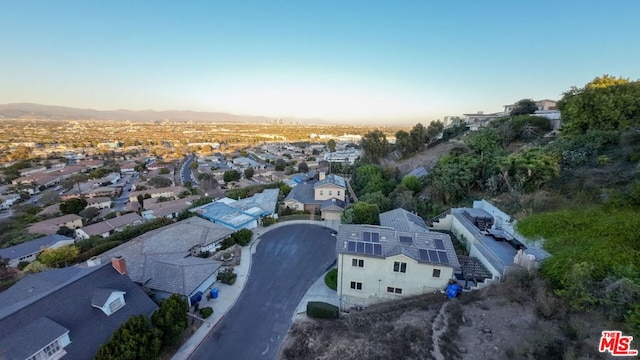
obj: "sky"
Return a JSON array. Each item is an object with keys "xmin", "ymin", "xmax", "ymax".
[{"xmin": 1, "ymin": 1, "xmax": 639, "ymax": 123}]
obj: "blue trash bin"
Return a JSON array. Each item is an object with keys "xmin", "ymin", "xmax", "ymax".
[{"xmin": 211, "ymin": 288, "xmax": 219, "ymax": 299}]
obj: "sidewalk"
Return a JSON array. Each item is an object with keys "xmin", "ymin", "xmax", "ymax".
[
  {"xmin": 294, "ymin": 268, "xmax": 340, "ymax": 316},
  {"xmin": 171, "ymin": 236, "xmax": 257, "ymax": 360}
]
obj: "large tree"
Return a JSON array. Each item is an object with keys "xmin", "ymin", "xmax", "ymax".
[
  {"xmin": 60, "ymin": 197, "xmax": 88, "ymax": 215},
  {"xmin": 223, "ymin": 170, "xmax": 241, "ymax": 183},
  {"xmin": 38, "ymin": 245, "xmax": 80, "ymax": 268},
  {"xmin": 360, "ymin": 130, "xmax": 390, "ymax": 164},
  {"xmin": 558, "ymin": 76, "xmax": 640, "ymax": 135},
  {"xmin": 351, "ymin": 202, "xmax": 380, "ymax": 225},
  {"xmin": 394, "ymin": 130, "xmax": 413, "ymax": 156},
  {"xmin": 148, "ymin": 176, "xmax": 172, "ymax": 189},
  {"xmin": 151, "ymin": 294, "xmax": 189, "ymax": 347},
  {"xmin": 510, "ymin": 99, "xmax": 538, "ymax": 116},
  {"xmin": 95, "ymin": 315, "xmax": 162, "ymax": 360},
  {"xmin": 327, "ymin": 139, "xmax": 337, "ymax": 152}
]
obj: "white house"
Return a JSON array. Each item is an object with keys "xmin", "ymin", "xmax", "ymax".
[{"xmin": 336, "ymin": 224, "xmax": 460, "ymax": 311}]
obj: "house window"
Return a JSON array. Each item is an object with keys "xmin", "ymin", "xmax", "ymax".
[
  {"xmin": 350, "ymin": 281, "xmax": 362, "ymax": 290},
  {"xmin": 329, "ymin": 190, "xmax": 332, "ymax": 196},
  {"xmin": 393, "ymin": 261, "xmax": 407, "ymax": 273},
  {"xmin": 352, "ymin": 258, "xmax": 364, "ymax": 267},
  {"xmin": 337, "ymin": 191, "xmax": 340, "ymax": 196},
  {"xmin": 432, "ymin": 269, "xmax": 441, "ymax": 278},
  {"xmin": 39, "ymin": 340, "xmax": 61, "ymax": 358},
  {"xmin": 387, "ymin": 287, "xmax": 403, "ymax": 294},
  {"xmin": 109, "ymin": 297, "xmax": 125, "ymax": 313},
  {"xmin": 319, "ymin": 190, "xmax": 323, "ymax": 196}
]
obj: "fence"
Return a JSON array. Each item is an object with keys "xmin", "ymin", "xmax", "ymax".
[{"xmin": 277, "ymin": 214, "xmax": 323, "ymax": 222}]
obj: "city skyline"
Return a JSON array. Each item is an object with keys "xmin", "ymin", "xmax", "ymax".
[{"xmin": 1, "ymin": 1, "xmax": 639, "ymax": 123}]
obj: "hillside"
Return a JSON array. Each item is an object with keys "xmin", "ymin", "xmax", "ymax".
[
  {"xmin": 0, "ymin": 103, "xmax": 326, "ymax": 124},
  {"xmin": 281, "ymin": 272, "xmax": 609, "ymax": 360}
]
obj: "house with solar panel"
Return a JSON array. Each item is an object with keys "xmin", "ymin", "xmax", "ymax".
[{"xmin": 335, "ymin": 222, "xmax": 460, "ymax": 310}]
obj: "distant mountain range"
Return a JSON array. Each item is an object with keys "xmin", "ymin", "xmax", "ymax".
[{"xmin": 0, "ymin": 103, "xmax": 329, "ymax": 124}]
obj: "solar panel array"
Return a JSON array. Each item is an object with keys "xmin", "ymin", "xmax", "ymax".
[
  {"xmin": 362, "ymin": 231, "xmax": 380, "ymax": 242},
  {"xmin": 347, "ymin": 241, "xmax": 382, "ymax": 256},
  {"xmin": 418, "ymin": 248, "xmax": 450, "ymax": 264},
  {"xmin": 399, "ymin": 236, "xmax": 413, "ymax": 244},
  {"xmin": 434, "ymin": 239, "xmax": 445, "ymax": 250}
]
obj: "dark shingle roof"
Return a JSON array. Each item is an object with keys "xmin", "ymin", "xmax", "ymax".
[
  {"xmin": 0, "ymin": 317, "xmax": 69, "ymax": 360},
  {"xmin": 0, "ymin": 264, "xmax": 157, "ymax": 359},
  {"xmin": 91, "ymin": 288, "xmax": 119, "ymax": 307},
  {"xmin": 0, "ymin": 234, "xmax": 73, "ymax": 261},
  {"xmin": 320, "ymin": 198, "xmax": 346, "ymax": 211}
]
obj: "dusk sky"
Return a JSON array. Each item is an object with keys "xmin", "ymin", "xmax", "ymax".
[{"xmin": 1, "ymin": 1, "xmax": 639, "ymax": 123}]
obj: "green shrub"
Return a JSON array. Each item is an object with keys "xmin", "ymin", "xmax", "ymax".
[
  {"xmin": 232, "ymin": 229, "xmax": 253, "ymax": 246},
  {"xmin": 217, "ymin": 269, "xmax": 237, "ymax": 285},
  {"xmin": 307, "ymin": 302, "xmax": 339, "ymax": 319},
  {"xmin": 324, "ymin": 269, "xmax": 337, "ymax": 291},
  {"xmin": 17, "ymin": 261, "xmax": 30, "ymax": 270},
  {"xmin": 199, "ymin": 307, "xmax": 213, "ymax": 319},
  {"xmin": 76, "ymin": 241, "xmax": 123, "ymax": 262}
]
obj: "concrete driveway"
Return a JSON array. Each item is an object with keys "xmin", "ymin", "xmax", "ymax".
[{"xmin": 189, "ymin": 224, "xmax": 337, "ymax": 359}]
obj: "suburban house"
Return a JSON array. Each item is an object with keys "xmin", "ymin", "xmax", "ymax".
[
  {"xmin": 231, "ymin": 156, "xmax": 265, "ymax": 170},
  {"xmin": 0, "ymin": 260, "xmax": 157, "ymax": 359},
  {"xmin": 0, "ymin": 234, "xmax": 75, "ymax": 267},
  {"xmin": 140, "ymin": 196, "xmax": 199, "ymax": 220},
  {"xmin": 28, "ymin": 214, "xmax": 84, "ymax": 235},
  {"xmin": 119, "ymin": 161, "xmax": 137, "ymax": 173},
  {"xmin": 429, "ymin": 200, "xmax": 550, "ymax": 288},
  {"xmin": 283, "ymin": 173, "xmax": 347, "ymax": 219},
  {"xmin": 336, "ymin": 222, "xmax": 460, "ymax": 310},
  {"xmin": 86, "ymin": 196, "xmax": 113, "ymax": 209},
  {"xmin": 98, "ymin": 217, "xmax": 232, "ymax": 304},
  {"xmin": 193, "ymin": 188, "xmax": 279, "ymax": 230},
  {"xmin": 128, "ymin": 186, "xmax": 187, "ymax": 203},
  {"xmin": 322, "ymin": 149, "xmax": 361, "ymax": 164},
  {"xmin": 75, "ymin": 213, "xmax": 143, "ymax": 239}
]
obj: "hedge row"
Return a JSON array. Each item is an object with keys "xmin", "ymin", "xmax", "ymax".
[{"xmin": 307, "ymin": 301, "xmax": 339, "ymax": 319}]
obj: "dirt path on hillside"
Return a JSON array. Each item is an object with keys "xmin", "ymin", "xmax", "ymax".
[
  {"xmin": 431, "ymin": 301, "xmax": 451, "ymax": 360},
  {"xmin": 383, "ymin": 140, "xmax": 464, "ymax": 175}
]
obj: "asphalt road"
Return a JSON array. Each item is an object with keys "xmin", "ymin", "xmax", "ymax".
[
  {"xmin": 181, "ymin": 155, "xmax": 195, "ymax": 185},
  {"xmin": 190, "ymin": 224, "xmax": 337, "ymax": 360}
]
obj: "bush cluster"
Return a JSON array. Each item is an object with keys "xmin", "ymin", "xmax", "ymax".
[
  {"xmin": 199, "ymin": 307, "xmax": 213, "ymax": 319},
  {"xmin": 217, "ymin": 268, "xmax": 237, "ymax": 285},
  {"xmin": 307, "ymin": 302, "xmax": 339, "ymax": 319}
]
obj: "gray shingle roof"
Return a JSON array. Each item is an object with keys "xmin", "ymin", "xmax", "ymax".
[
  {"xmin": 321, "ymin": 198, "xmax": 346, "ymax": 211},
  {"xmin": 146, "ymin": 257, "xmax": 223, "ymax": 296},
  {"xmin": 98, "ymin": 217, "xmax": 230, "ymax": 294},
  {"xmin": 91, "ymin": 288, "xmax": 119, "ymax": 307},
  {"xmin": 379, "ymin": 208, "xmax": 429, "ymax": 233},
  {"xmin": 314, "ymin": 174, "xmax": 346, "ymax": 189},
  {"xmin": 0, "ymin": 264, "xmax": 157, "ymax": 359},
  {"xmin": 284, "ymin": 183, "xmax": 319, "ymax": 205},
  {"xmin": 0, "ymin": 234, "xmax": 73, "ymax": 261},
  {"xmin": 336, "ymin": 224, "xmax": 460, "ymax": 269}
]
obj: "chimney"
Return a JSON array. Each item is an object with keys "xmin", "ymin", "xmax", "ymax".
[
  {"xmin": 319, "ymin": 171, "xmax": 326, "ymax": 181},
  {"xmin": 111, "ymin": 256, "xmax": 127, "ymax": 275}
]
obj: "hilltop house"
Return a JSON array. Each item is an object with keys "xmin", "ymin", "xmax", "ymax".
[
  {"xmin": 283, "ymin": 173, "xmax": 347, "ymax": 220},
  {"xmin": 0, "ymin": 259, "xmax": 157, "ymax": 359},
  {"xmin": 336, "ymin": 222, "xmax": 460, "ymax": 311},
  {"xmin": 429, "ymin": 200, "xmax": 550, "ymax": 288},
  {"xmin": 99, "ymin": 217, "xmax": 232, "ymax": 303},
  {"xmin": 0, "ymin": 234, "xmax": 75, "ymax": 268}
]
